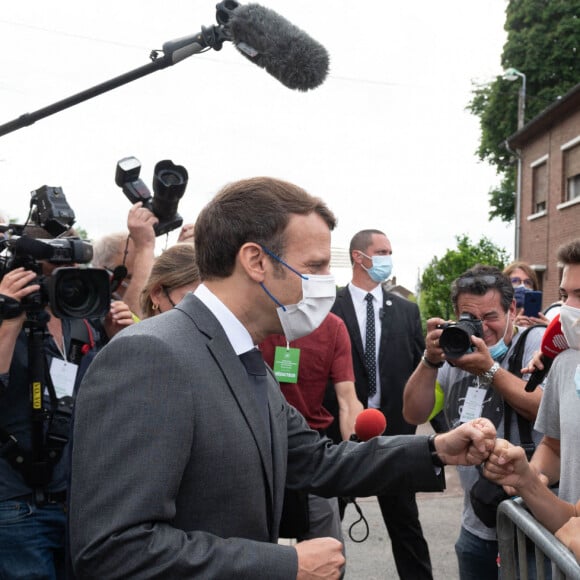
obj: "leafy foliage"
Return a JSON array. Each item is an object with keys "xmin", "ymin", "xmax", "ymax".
[
  {"xmin": 419, "ymin": 234, "xmax": 509, "ymax": 323},
  {"xmin": 468, "ymin": 0, "xmax": 580, "ymax": 223}
]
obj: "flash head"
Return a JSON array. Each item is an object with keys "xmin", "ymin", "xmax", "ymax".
[{"xmin": 115, "ymin": 156, "xmax": 142, "ymax": 186}]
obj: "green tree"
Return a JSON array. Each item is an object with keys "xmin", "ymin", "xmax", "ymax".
[
  {"xmin": 419, "ymin": 234, "xmax": 509, "ymax": 323},
  {"xmin": 468, "ymin": 0, "xmax": 580, "ymax": 223}
]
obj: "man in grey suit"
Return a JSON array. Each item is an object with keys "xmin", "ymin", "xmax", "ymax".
[{"xmin": 69, "ymin": 176, "xmax": 496, "ymax": 579}]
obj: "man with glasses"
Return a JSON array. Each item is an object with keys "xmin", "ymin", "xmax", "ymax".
[{"xmin": 403, "ymin": 264, "xmax": 545, "ymax": 580}]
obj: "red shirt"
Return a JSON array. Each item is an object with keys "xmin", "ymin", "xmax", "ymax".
[{"xmin": 259, "ymin": 313, "xmax": 355, "ymax": 431}]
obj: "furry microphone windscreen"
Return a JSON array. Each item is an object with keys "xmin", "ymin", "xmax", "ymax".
[{"xmin": 229, "ymin": 3, "xmax": 330, "ymax": 91}]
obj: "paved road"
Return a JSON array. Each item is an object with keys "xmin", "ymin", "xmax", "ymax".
[{"xmin": 341, "ymin": 423, "xmax": 464, "ymax": 579}]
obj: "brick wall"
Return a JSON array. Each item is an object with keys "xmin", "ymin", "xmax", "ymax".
[{"xmin": 518, "ymin": 107, "xmax": 580, "ymax": 307}]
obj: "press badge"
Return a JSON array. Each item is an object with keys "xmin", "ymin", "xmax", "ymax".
[
  {"xmin": 575, "ymin": 364, "xmax": 580, "ymax": 399},
  {"xmin": 273, "ymin": 346, "xmax": 300, "ymax": 383},
  {"xmin": 459, "ymin": 386, "xmax": 486, "ymax": 423},
  {"xmin": 49, "ymin": 359, "xmax": 78, "ymax": 398}
]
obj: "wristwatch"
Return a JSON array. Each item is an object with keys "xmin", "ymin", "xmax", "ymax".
[
  {"xmin": 428, "ymin": 434, "xmax": 445, "ymax": 468},
  {"xmin": 421, "ymin": 350, "xmax": 444, "ymax": 369},
  {"xmin": 479, "ymin": 361, "xmax": 500, "ymax": 384}
]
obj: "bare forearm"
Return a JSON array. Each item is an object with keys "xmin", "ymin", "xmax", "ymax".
[
  {"xmin": 123, "ymin": 251, "xmax": 155, "ymax": 318},
  {"xmin": 335, "ymin": 381, "xmax": 364, "ymax": 441},
  {"xmin": 529, "ymin": 436, "xmax": 561, "ymax": 486},
  {"xmin": 520, "ymin": 476, "xmax": 575, "ymax": 533},
  {"xmin": 490, "ymin": 367, "xmax": 541, "ymax": 422},
  {"xmin": 403, "ymin": 364, "xmax": 437, "ymax": 425}
]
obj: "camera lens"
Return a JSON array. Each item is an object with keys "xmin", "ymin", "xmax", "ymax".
[
  {"xmin": 439, "ymin": 326, "xmax": 473, "ymax": 359},
  {"xmin": 152, "ymin": 160, "xmax": 188, "ymax": 219},
  {"xmin": 48, "ymin": 268, "xmax": 110, "ymax": 319}
]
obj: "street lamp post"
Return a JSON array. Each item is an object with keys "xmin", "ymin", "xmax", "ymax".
[
  {"xmin": 504, "ymin": 67, "xmax": 527, "ymax": 130},
  {"xmin": 503, "ymin": 67, "xmax": 527, "ymax": 259}
]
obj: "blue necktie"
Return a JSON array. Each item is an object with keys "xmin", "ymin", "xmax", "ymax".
[{"xmin": 364, "ymin": 293, "xmax": 377, "ymax": 397}]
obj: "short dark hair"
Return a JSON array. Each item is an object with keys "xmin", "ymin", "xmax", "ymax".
[
  {"xmin": 348, "ymin": 229, "xmax": 386, "ymax": 264},
  {"xmin": 194, "ymin": 177, "xmax": 336, "ymax": 279},
  {"xmin": 451, "ymin": 264, "xmax": 514, "ymax": 313},
  {"xmin": 557, "ymin": 239, "xmax": 580, "ymax": 266}
]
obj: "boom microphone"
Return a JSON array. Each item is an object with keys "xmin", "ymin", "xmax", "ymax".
[
  {"xmin": 228, "ymin": 3, "xmax": 330, "ymax": 91},
  {"xmin": 351, "ymin": 409, "xmax": 387, "ymax": 442},
  {"xmin": 525, "ymin": 314, "xmax": 568, "ymax": 392}
]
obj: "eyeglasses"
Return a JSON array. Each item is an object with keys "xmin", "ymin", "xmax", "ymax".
[
  {"xmin": 455, "ymin": 275, "xmax": 498, "ymax": 289},
  {"xmin": 510, "ymin": 276, "xmax": 534, "ymax": 288},
  {"xmin": 162, "ymin": 286, "xmax": 176, "ymax": 307}
]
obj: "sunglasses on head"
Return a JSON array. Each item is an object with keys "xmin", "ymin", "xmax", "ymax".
[{"xmin": 455, "ymin": 274, "xmax": 498, "ymax": 289}]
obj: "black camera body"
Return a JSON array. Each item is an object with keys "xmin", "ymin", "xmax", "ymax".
[
  {"xmin": 438, "ymin": 313, "xmax": 484, "ymax": 359},
  {"xmin": 0, "ymin": 187, "xmax": 111, "ymax": 319},
  {"xmin": 30, "ymin": 186, "xmax": 76, "ymax": 237},
  {"xmin": 115, "ymin": 156, "xmax": 188, "ymax": 236}
]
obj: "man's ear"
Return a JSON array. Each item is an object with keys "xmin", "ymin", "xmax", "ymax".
[
  {"xmin": 238, "ymin": 243, "xmax": 267, "ymax": 282},
  {"xmin": 352, "ymin": 249, "xmax": 364, "ymax": 265}
]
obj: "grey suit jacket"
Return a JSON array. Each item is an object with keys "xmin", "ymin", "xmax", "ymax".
[{"xmin": 69, "ymin": 293, "xmax": 443, "ymax": 579}]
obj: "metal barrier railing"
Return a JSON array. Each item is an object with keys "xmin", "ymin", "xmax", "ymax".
[{"xmin": 497, "ymin": 497, "xmax": 580, "ymax": 579}]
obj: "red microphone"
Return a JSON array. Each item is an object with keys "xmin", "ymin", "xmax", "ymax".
[
  {"xmin": 351, "ymin": 409, "xmax": 387, "ymax": 442},
  {"xmin": 525, "ymin": 314, "xmax": 568, "ymax": 392}
]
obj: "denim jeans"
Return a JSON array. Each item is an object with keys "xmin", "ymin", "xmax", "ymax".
[
  {"xmin": 455, "ymin": 526, "xmax": 499, "ymax": 580},
  {"xmin": 0, "ymin": 498, "xmax": 66, "ymax": 580}
]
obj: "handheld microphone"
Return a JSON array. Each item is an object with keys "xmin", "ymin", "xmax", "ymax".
[
  {"xmin": 350, "ymin": 409, "xmax": 387, "ymax": 442},
  {"xmin": 228, "ymin": 3, "xmax": 330, "ymax": 91},
  {"xmin": 525, "ymin": 314, "xmax": 568, "ymax": 392}
]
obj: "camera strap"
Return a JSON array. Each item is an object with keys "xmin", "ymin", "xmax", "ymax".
[
  {"xmin": 504, "ymin": 324, "xmax": 547, "ymax": 459},
  {"xmin": 0, "ymin": 319, "xmax": 94, "ymax": 492}
]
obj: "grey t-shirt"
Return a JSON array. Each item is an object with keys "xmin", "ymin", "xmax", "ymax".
[
  {"xmin": 535, "ymin": 348, "xmax": 580, "ymax": 504},
  {"xmin": 436, "ymin": 325, "xmax": 544, "ymax": 541}
]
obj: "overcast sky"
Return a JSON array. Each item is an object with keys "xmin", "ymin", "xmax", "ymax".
[{"xmin": 0, "ymin": 0, "xmax": 513, "ymax": 290}]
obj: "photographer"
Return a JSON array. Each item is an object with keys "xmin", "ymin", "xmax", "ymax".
[
  {"xmin": 402, "ymin": 264, "xmax": 545, "ymax": 580},
  {"xmin": 0, "ymin": 231, "xmax": 133, "ymax": 579},
  {"xmin": 91, "ymin": 201, "xmax": 158, "ymax": 320}
]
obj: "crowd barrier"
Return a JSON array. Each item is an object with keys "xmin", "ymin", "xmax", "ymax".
[{"xmin": 497, "ymin": 497, "xmax": 580, "ymax": 579}]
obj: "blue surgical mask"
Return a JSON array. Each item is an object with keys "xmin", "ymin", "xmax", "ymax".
[
  {"xmin": 488, "ymin": 315, "xmax": 511, "ymax": 361},
  {"xmin": 359, "ymin": 252, "xmax": 393, "ymax": 283}
]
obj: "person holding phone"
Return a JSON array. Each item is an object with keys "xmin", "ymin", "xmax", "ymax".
[{"xmin": 503, "ymin": 261, "xmax": 549, "ymax": 327}]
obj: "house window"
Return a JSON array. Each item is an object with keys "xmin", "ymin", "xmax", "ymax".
[
  {"xmin": 532, "ymin": 162, "xmax": 547, "ymax": 213},
  {"xmin": 564, "ymin": 144, "xmax": 580, "ymax": 201}
]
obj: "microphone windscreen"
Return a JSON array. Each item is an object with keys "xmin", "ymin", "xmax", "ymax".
[
  {"xmin": 541, "ymin": 314, "xmax": 568, "ymax": 359},
  {"xmin": 229, "ymin": 4, "xmax": 329, "ymax": 91},
  {"xmin": 354, "ymin": 409, "xmax": 386, "ymax": 442}
]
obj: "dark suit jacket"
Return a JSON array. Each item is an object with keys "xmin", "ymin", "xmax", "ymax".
[
  {"xmin": 69, "ymin": 293, "xmax": 441, "ymax": 579},
  {"xmin": 327, "ymin": 286, "xmax": 425, "ymax": 437}
]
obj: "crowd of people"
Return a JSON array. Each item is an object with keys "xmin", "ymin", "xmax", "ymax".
[{"xmin": 0, "ymin": 180, "xmax": 578, "ymax": 579}]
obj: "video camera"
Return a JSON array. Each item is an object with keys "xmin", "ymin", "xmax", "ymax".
[
  {"xmin": 0, "ymin": 186, "xmax": 110, "ymax": 319},
  {"xmin": 437, "ymin": 312, "xmax": 484, "ymax": 359},
  {"xmin": 115, "ymin": 156, "xmax": 188, "ymax": 236}
]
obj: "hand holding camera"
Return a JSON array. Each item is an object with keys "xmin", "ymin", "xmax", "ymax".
[{"xmin": 425, "ymin": 313, "xmax": 495, "ymax": 377}]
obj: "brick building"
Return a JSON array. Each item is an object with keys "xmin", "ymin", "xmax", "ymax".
[{"xmin": 507, "ymin": 82, "xmax": 580, "ymax": 308}]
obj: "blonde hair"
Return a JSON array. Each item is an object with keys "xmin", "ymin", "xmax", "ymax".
[{"xmin": 140, "ymin": 243, "xmax": 200, "ymax": 318}]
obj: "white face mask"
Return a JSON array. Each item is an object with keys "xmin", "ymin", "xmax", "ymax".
[
  {"xmin": 559, "ymin": 304, "xmax": 580, "ymax": 350},
  {"xmin": 260, "ymin": 246, "xmax": 336, "ymax": 342},
  {"xmin": 276, "ymin": 274, "xmax": 336, "ymax": 341}
]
